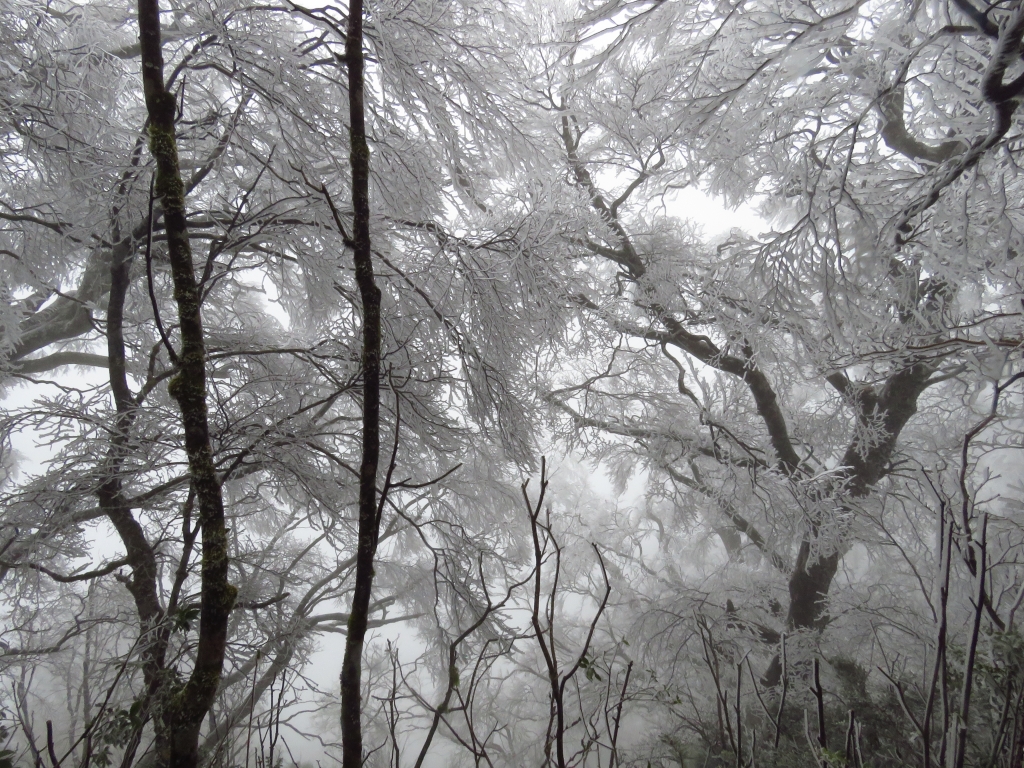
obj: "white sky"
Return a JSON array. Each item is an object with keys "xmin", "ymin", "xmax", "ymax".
[{"xmin": 668, "ymin": 186, "xmax": 765, "ymax": 239}]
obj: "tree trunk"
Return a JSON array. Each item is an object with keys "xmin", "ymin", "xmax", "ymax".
[
  {"xmin": 135, "ymin": 4, "xmax": 236, "ymax": 767},
  {"xmin": 99, "ymin": 225, "xmax": 172, "ymax": 756},
  {"xmin": 785, "ymin": 361, "xmax": 933, "ymax": 632},
  {"xmin": 763, "ymin": 362, "xmax": 934, "ymax": 686},
  {"xmin": 338, "ymin": 0, "xmax": 384, "ymax": 766}
]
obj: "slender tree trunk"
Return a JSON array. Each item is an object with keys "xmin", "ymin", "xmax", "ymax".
[
  {"xmin": 99, "ymin": 224, "xmax": 172, "ymax": 757},
  {"xmin": 135, "ymin": 4, "xmax": 236, "ymax": 767},
  {"xmin": 338, "ymin": 0, "xmax": 383, "ymax": 765}
]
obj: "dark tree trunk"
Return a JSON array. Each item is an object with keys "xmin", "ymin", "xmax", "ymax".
[
  {"xmin": 762, "ymin": 362, "xmax": 935, "ymax": 687},
  {"xmin": 338, "ymin": 1, "xmax": 384, "ymax": 766},
  {"xmin": 135, "ymin": 3, "xmax": 236, "ymax": 767},
  {"xmin": 784, "ymin": 361, "xmax": 933, "ymax": 632},
  {"xmin": 99, "ymin": 227, "xmax": 172, "ymax": 756}
]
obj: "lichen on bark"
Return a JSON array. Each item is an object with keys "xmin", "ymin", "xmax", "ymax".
[{"xmin": 135, "ymin": 2, "xmax": 236, "ymax": 767}]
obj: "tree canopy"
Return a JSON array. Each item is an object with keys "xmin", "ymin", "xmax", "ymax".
[{"xmin": 0, "ymin": 0, "xmax": 1022, "ymax": 766}]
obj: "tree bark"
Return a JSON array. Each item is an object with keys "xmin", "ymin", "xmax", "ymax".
[
  {"xmin": 338, "ymin": 0, "xmax": 384, "ymax": 766},
  {"xmin": 784, "ymin": 361, "xmax": 933, "ymax": 633},
  {"xmin": 760, "ymin": 361, "xmax": 935, "ymax": 686},
  {"xmin": 99, "ymin": 224, "xmax": 172, "ymax": 757},
  {"xmin": 135, "ymin": 3, "xmax": 236, "ymax": 767}
]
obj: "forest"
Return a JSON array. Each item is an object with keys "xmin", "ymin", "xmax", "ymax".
[{"xmin": 1, "ymin": 0, "xmax": 1023, "ymax": 765}]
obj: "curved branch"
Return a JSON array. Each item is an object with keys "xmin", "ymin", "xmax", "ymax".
[
  {"xmin": 663, "ymin": 465, "xmax": 788, "ymax": 573},
  {"xmin": 0, "ymin": 558, "xmax": 130, "ymax": 583},
  {"xmin": 11, "ymin": 352, "xmax": 110, "ymax": 375},
  {"xmin": 887, "ymin": 4, "xmax": 1024, "ymax": 243},
  {"xmin": 878, "ymin": 88, "xmax": 964, "ymax": 165}
]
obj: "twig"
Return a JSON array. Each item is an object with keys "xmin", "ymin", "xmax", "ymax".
[
  {"xmin": 45, "ymin": 722, "xmax": 60, "ymax": 768},
  {"xmin": 607, "ymin": 661, "xmax": 633, "ymax": 768},
  {"xmin": 811, "ymin": 659, "xmax": 826, "ymax": 753},
  {"xmin": 775, "ymin": 634, "xmax": 787, "ymax": 749}
]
